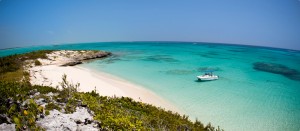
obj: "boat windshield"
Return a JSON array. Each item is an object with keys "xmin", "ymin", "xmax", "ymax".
[{"xmin": 204, "ymin": 72, "xmax": 213, "ymax": 76}]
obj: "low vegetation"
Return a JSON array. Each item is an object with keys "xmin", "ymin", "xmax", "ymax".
[
  {"xmin": 0, "ymin": 50, "xmax": 53, "ymax": 81},
  {"xmin": 0, "ymin": 81, "xmax": 58, "ymax": 130},
  {"xmin": 0, "ymin": 50, "xmax": 223, "ymax": 130},
  {"xmin": 34, "ymin": 60, "xmax": 42, "ymax": 66},
  {"xmin": 0, "ymin": 79, "xmax": 222, "ymax": 130}
]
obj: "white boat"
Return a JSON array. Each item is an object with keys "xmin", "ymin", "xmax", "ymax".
[{"xmin": 197, "ymin": 72, "xmax": 219, "ymax": 81}]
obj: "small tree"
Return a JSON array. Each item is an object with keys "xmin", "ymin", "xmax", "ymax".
[{"xmin": 59, "ymin": 74, "xmax": 80, "ymax": 99}]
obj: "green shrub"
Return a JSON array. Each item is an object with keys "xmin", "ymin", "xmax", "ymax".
[
  {"xmin": 45, "ymin": 110, "xmax": 50, "ymax": 116},
  {"xmin": 45, "ymin": 102, "xmax": 61, "ymax": 111},
  {"xmin": 0, "ymin": 50, "xmax": 53, "ymax": 81},
  {"xmin": 23, "ymin": 71, "xmax": 30, "ymax": 76},
  {"xmin": 34, "ymin": 60, "xmax": 42, "ymax": 66},
  {"xmin": 77, "ymin": 91, "xmax": 220, "ymax": 130}
]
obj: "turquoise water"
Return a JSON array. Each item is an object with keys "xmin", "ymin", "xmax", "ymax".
[{"xmin": 1, "ymin": 42, "xmax": 300, "ymax": 131}]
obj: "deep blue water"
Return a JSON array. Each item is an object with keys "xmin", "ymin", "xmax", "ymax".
[{"xmin": 1, "ymin": 42, "xmax": 300, "ymax": 131}]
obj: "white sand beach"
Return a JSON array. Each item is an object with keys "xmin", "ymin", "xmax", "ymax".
[{"xmin": 28, "ymin": 50, "xmax": 180, "ymax": 113}]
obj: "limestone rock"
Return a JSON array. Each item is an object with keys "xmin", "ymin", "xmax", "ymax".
[
  {"xmin": 61, "ymin": 61, "xmax": 82, "ymax": 66},
  {"xmin": 0, "ymin": 123, "xmax": 15, "ymax": 131},
  {"xmin": 37, "ymin": 107, "xmax": 98, "ymax": 131}
]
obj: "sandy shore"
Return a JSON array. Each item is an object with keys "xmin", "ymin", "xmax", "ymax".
[{"xmin": 28, "ymin": 51, "xmax": 180, "ymax": 113}]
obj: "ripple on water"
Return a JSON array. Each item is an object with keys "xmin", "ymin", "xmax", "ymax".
[
  {"xmin": 162, "ymin": 69, "xmax": 195, "ymax": 75},
  {"xmin": 142, "ymin": 55, "xmax": 179, "ymax": 63},
  {"xmin": 196, "ymin": 51, "xmax": 231, "ymax": 60},
  {"xmin": 96, "ymin": 55, "xmax": 123, "ymax": 64}
]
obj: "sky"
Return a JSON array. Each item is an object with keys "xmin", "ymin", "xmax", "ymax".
[{"xmin": 0, "ymin": 0, "xmax": 300, "ymax": 50}]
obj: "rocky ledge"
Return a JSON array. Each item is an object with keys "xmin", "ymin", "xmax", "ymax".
[
  {"xmin": 60, "ymin": 51, "xmax": 111, "ymax": 66},
  {"xmin": 26, "ymin": 50, "xmax": 112, "ymax": 67}
]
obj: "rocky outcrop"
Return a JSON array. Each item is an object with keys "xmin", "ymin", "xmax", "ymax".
[
  {"xmin": 23, "ymin": 50, "xmax": 112, "ymax": 68},
  {"xmin": 0, "ymin": 114, "xmax": 12, "ymax": 124},
  {"xmin": 60, "ymin": 51, "xmax": 111, "ymax": 66},
  {"xmin": 5, "ymin": 88, "xmax": 102, "ymax": 131},
  {"xmin": 61, "ymin": 61, "xmax": 83, "ymax": 66},
  {"xmin": 81, "ymin": 51, "xmax": 112, "ymax": 60},
  {"xmin": 36, "ymin": 108, "xmax": 100, "ymax": 131},
  {"xmin": 0, "ymin": 123, "xmax": 15, "ymax": 131}
]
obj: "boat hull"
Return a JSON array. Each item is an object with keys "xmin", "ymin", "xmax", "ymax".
[{"xmin": 197, "ymin": 75, "xmax": 219, "ymax": 81}]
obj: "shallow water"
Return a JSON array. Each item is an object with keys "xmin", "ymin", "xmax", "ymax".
[{"xmin": 1, "ymin": 42, "xmax": 300, "ymax": 131}]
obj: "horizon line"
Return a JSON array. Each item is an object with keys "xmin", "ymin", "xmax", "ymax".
[{"xmin": 1, "ymin": 41, "xmax": 299, "ymax": 52}]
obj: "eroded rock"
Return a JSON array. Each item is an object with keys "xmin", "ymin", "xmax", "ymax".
[
  {"xmin": 37, "ymin": 107, "xmax": 98, "ymax": 131},
  {"xmin": 0, "ymin": 114, "xmax": 12, "ymax": 124},
  {"xmin": 61, "ymin": 61, "xmax": 83, "ymax": 66},
  {"xmin": 35, "ymin": 98, "xmax": 47, "ymax": 105},
  {"xmin": 0, "ymin": 123, "xmax": 15, "ymax": 131},
  {"xmin": 59, "ymin": 51, "xmax": 111, "ymax": 66}
]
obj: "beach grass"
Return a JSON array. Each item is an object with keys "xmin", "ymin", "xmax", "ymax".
[{"xmin": 0, "ymin": 69, "xmax": 24, "ymax": 82}]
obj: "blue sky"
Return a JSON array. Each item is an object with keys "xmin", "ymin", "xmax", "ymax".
[{"xmin": 0, "ymin": 0, "xmax": 300, "ymax": 50}]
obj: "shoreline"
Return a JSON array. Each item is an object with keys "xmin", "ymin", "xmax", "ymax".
[{"xmin": 30, "ymin": 64, "xmax": 181, "ymax": 114}]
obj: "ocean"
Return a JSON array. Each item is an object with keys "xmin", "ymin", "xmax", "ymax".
[{"xmin": 1, "ymin": 42, "xmax": 300, "ymax": 131}]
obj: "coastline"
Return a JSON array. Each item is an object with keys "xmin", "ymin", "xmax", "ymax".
[
  {"xmin": 2, "ymin": 44, "xmax": 298, "ymax": 130},
  {"xmin": 30, "ymin": 63, "xmax": 181, "ymax": 114},
  {"xmin": 1, "ymin": 49, "xmax": 221, "ymax": 130}
]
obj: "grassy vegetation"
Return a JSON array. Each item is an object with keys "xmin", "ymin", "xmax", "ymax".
[
  {"xmin": 0, "ymin": 69, "xmax": 24, "ymax": 82},
  {"xmin": 0, "ymin": 50, "xmax": 52, "ymax": 73},
  {"xmin": 0, "ymin": 80, "xmax": 222, "ymax": 131},
  {"xmin": 0, "ymin": 50, "xmax": 53, "ymax": 81},
  {"xmin": 45, "ymin": 102, "xmax": 61, "ymax": 111},
  {"xmin": 77, "ymin": 91, "xmax": 211, "ymax": 130}
]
